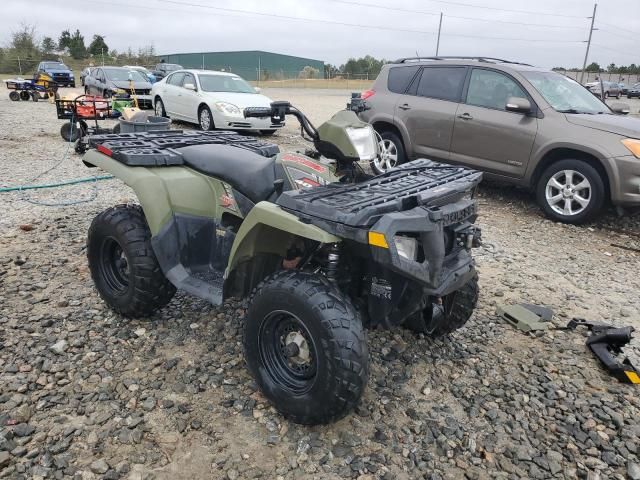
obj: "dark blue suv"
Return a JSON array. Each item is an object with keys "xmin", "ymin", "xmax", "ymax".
[{"xmin": 37, "ymin": 61, "xmax": 75, "ymax": 87}]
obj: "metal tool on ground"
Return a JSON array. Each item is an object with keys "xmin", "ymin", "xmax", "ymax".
[
  {"xmin": 561, "ymin": 318, "xmax": 639, "ymax": 384},
  {"xmin": 497, "ymin": 304, "xmax": 551, "ymax": 332}
]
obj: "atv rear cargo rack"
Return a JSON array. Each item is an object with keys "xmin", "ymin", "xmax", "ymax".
[
  {"xmin": 277, "ymin": 159, "xmax": 482, "ymax": 228},
  {"xmin": 87, "ymin": 130, "xmax": 280, "ymax": 166}
]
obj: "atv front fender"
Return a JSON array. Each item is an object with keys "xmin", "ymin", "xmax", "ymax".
[{"xmin": 225, "ymin": 201, "xmax": 340, "ymax": 278}]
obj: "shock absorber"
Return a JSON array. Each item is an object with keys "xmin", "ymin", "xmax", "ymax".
[{"xmin": 325, "ymin": 243, "xmax": 341, "ymax": 282}]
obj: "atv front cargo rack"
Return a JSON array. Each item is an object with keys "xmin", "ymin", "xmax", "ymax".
[
  {"xmin": 88, "ymin": 130, "xmax": 280, "ymax": 166},
  {"xmin": 277, "ymin": 159, "xmax": 482, "ymax": 228}
]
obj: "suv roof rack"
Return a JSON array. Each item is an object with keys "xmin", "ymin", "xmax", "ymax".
[{"xmin": 392, "ymin": 56, "xmax": 532, "ymax": 66}]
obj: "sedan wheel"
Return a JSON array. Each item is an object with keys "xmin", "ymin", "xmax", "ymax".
[
  {"xmin": 154, "ymin": 98, "xmax": 166, "ymax": 117},
  {"xmin": 199, "ymin": 106, "xmax": 214, "ymax": 131}
]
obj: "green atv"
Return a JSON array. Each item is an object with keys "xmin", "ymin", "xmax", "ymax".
[{"xmin": 82, "ymin": 101, "xmax": 483, "ymax": 425}]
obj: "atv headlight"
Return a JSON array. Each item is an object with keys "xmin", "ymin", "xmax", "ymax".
[
  {"xmin": 622, "ymin": 139, "xmax": 640, "ymax": 158},
  {"xmin": 215, "ymin": 101, "xmax": 242, "ymax": 117},
  {"xmin": 346, "ymin": 125, "xmax": 378, "ymax": 161},
  {"xmin": 394, "ymin": 235, "xmax": 417, "ymax": 261}
]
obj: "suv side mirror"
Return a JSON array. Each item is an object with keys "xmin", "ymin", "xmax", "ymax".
[
  {"xmin": 610, "ymin": 102, "xmax": 630, "ymax": 115},
  {"xmin": 505, "ymin": 97, "xmax": 532, "ymax": 114},
  {"xmin": 254, "ymin": 87, "xmax": 262, "ymax": 93},
  {"xmin": 184, "ymin": 83, "xmax": 197, "ymax": 91}
]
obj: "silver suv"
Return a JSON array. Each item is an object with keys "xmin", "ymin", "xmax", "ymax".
[{"xmin": 359, "ymin": 57, "xmax": 640, "ymax": 223}]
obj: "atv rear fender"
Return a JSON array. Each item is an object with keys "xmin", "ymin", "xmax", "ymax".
[
  {"xmin": 83, "ymin": 150, "xmax": 220, "ymax": 235},
  {"xmin": 224, "ymin": 202, "xmax": 340, "ymax": 298}
]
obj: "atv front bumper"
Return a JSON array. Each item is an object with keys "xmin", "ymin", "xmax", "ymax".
[{"xmin": 366, "ymin": 198, "xmax": 481, "ymax": 297}]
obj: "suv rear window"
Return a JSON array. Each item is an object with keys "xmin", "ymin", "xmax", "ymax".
[
  {"xmin": 415, "ymin": 67, "xmax": 467, "ymax": 102},
  {"xmin": 387, "ymin": 66, "xmax": 420, "ymax": 94}
]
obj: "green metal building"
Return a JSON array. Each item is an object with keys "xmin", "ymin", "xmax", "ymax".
[{"xmin": 157, "ymin": 50, "xmax": 325, "ymax": 81}]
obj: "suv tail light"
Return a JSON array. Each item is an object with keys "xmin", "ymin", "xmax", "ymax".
[{"xmin": 361, "ymin": 89, "xmax": 375, "ymax": 100}]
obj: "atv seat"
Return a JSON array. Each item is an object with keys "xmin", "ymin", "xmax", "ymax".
[{"xmin": 177, "ymin": 144, "xmax": 278, "ymax": 203}]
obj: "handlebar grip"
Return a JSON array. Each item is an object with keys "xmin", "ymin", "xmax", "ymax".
[{"xmin": 244, "ymin": 107, "xmax": 272, "ymax": 118}]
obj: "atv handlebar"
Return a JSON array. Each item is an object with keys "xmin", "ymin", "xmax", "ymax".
[{"xmin": 244, "ymin": 102, "xmax": 319, "ymax": 141}]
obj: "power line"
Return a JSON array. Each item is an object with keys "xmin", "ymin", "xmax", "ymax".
[
  {"xmin": 322, "ymin": 0, "xmax": 588, "ymax": 27},
  {"xmin": 592, "ymin": 44, "xmax": 640, "ymax": 63},
  {"xmin": 387, "ymin": 0, "xmax": 588, "ymax": 18},
  {"xmin": 445, "ymin": 14, "xmax": 584, "ymax": 29},
  {"xmin": 597, "ymin": 28, "xmax": 639, "ymax": 43},
  {"xmin": 598, "ymin": 21, "xmax": 640, "ymax": 37},
  {"xmin": 150, "ymin": 0, "xmax": 584, "ymax": 43}
]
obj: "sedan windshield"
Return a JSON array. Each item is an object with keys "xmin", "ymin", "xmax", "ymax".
[
  {"xmin": 162, "ymin": 64, "xmax": 181, "ymax": 71},
  {"xmin": 103, "ymin": 68, "xmax": 147, "ymax": 82},
  {"xmin": 522, "ymin": 71, "xmax": 611, "ymax": 114},
  {"xmin": 198, "ymin": 74, "xmax": 255, "ymax": 93}
]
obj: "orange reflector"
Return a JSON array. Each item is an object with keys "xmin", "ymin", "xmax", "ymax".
[
  {"xmin": 368, "ymin": 231, "xmax": 389, "ymax": 249},
  {"xmin": 625, "ymin": 371, "xmax": 640, "ymax": 384}
]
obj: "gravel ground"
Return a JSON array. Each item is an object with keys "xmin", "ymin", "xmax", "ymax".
[{"xmin": 1, "ymin": 85, "xmax": 640, "ymax": 480}]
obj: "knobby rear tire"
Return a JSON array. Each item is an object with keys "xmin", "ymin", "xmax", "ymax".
[{"xmin": 87, "ymin": 204, "xmax": 176, "ymax": 317}]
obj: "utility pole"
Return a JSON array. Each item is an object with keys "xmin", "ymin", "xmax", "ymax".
[
  {"xmin": 17, "ymin": 56, "xmax": 22, "ymax": 75},
  {"xmin": 258, "ymin": 56, "xmax": 261, "ymax": 86},
  {"xmin": 580, "ymin": 3, "xmax": 597, "ymax": 84},
  {"xmin": 436, "ymin": 13, "xmax": 443, "ymax": 56},
  {"xmin": 101, "ymin": 47, "xmax": 105, "ymax": 66}
]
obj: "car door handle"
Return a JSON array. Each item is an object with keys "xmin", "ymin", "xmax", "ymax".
[
  {"xmin": 398, "ymin": 103, "xmax": 411, "ymax": 110},
  {"xmin": 457, "ymin": 112, "xmax": 473, "ymax": 120}
]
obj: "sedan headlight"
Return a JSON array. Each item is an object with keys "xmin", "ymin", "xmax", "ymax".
[
  {"xmin": 622, "ymin": 139, "xmax": 640, "ymax": 158},
  {"xmin": 346, "ymin": 125, "xmax": 378, "ymax": 161},
  {"xmin": 394, "ymin": 235, "xmax": 418, "ymax": 261},
  {"xmin": 215, "ymin": 101, "xmax": 242, "ymax": 117}
]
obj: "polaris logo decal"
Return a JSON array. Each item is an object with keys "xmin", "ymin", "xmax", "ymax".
[{"xmin": 441, "ymin": 204, "xmax": 476, "ymax": 225}]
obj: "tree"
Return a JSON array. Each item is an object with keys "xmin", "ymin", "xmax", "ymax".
[
  {"xmin": 58, "ymin": 30, "xmax": 71, "ymax": 50},
  {"xmin": 341, "ymin": 55, "xmax": 386, "ymax": 77},
  {"xmin": 324, "ymin": 63, "xmax": 339, "ymax": 78},
  {"xmin": 41, "ymin": 36, "xmax": 56, "ymax": 54},
  {"xmin": 11, "ymin": 23, "xmax": 39, "ymax": 54},
  {"xmin": 585, "ymin": 62, "xmax": 601, "ymax": 72},
  {"xmin": 299, "ymin": 65, "xmax": 320, "ymax": 79},
  {"xmin": 607, "ymin": 63, "xmax": 616, "ymax": 73},
  {"xmin": 88, "ymin": 35, "xmax": 108, "ymax": 57},
  {"xmin": 68, "ymin": 29, "xmax": 87, "ymax": 59}
]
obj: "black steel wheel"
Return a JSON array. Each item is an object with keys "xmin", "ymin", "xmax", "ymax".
[
  {"xmin": 258, "ymin": 311, "xmax": 318, "ymax": 395},
  {"xmin": 87, "ymin": 205, "xmax": 176, "ymax": 317},
  {"xmin": 404, "ymin": 274, "xmax": 479, "ymax": 337},
  {"xmin": 98, "ymin": 236, "xmax": 130, "ymax": 295},
  {"xmin": 244, "ymin": 270, "xmax": 368, "ymax": 425},
  {"xmin": 20, "ymin": 90, "xmax": 30, "ymax": 101},
  {"xmin": 9, "ymin": 91, "xmax": 20, "ymax": 101}
]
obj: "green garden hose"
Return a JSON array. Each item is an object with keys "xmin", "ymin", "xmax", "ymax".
[{"xmin": 0, "ymin": 175, "xmax": 114, "ymax": 193}]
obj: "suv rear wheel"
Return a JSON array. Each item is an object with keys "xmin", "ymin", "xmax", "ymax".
[
  {"xmin": 536, "ymin": 159, "xmax": 605, "ymax": 224},
  {"xmin": 372, "ymin": 130, "xmax": 406, "ymax": 174}
]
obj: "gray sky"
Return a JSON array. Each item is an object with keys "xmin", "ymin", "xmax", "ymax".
[{"xmin": 3, "ymin": 0, "xmax": 639, "ymax": 68}]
